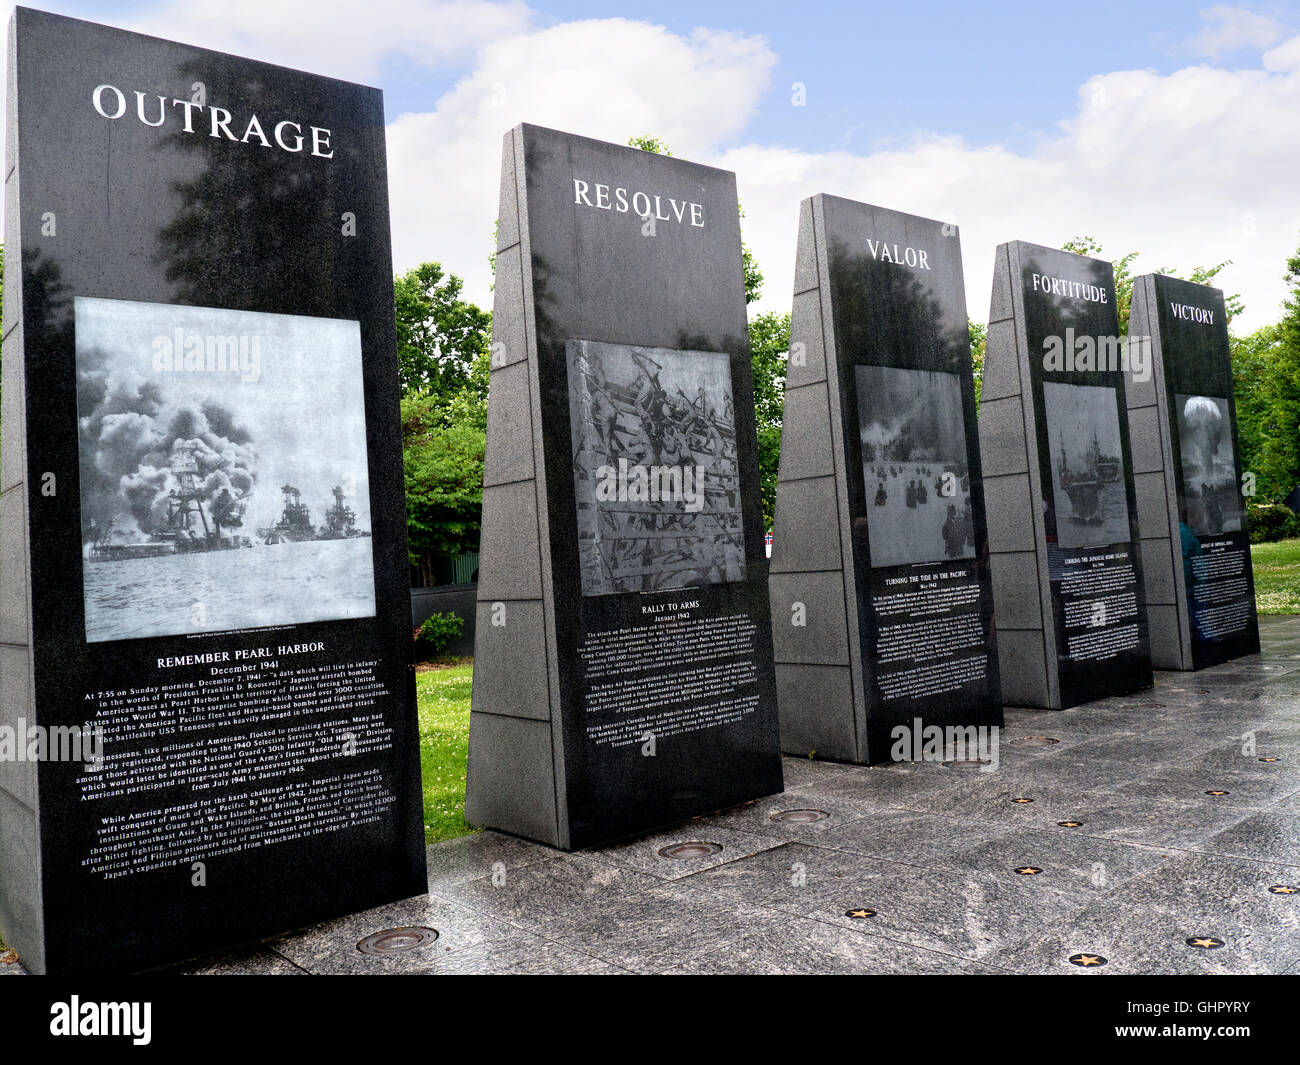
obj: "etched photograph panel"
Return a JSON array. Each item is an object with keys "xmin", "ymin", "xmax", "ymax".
[
  {"xmin": 75, "ymin": 297, "xmax": 376, "ymax": 642},
  {"xmin": 1044, "ymin": 381, "xmax": 1130, "ymax": 549},
  {"xmin": 1175, "ymin": 394, "xmax": 1244, "ymax": 536},
  {"xmin": 567, "ymin": 340, "xmax": 745, "ymax": 596},
  {"xmin": 855, "ymin": 365, "xmax": 975, "ymax": 568}
]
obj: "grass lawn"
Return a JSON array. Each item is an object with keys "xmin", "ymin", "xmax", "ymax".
[
  {"xmin": 1251, "ymin": 537, "xmax": 1300, "ymax": 614},
  {"xmin": 415, "ymin": 663, "xmax": 476, "ymax": 844}
]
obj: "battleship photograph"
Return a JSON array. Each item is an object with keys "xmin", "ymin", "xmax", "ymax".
[
  {"xmin": 855, "ymin": 365, "xmax": 975, "ymax": 568},
  {"xmin": 566, "ymin": 339, "xmax": 746, "ymax": 597},
  {"xmin": 75, "ymin": 297, "xmax": 377, "ymax": 642},
  {"xmin": 1043, "ymin": 381, "xmax": 1130, "ymax": 549},
  {"xmin": 1176, "ymin": 393, "xmax": 1245, "ymax": 537}
]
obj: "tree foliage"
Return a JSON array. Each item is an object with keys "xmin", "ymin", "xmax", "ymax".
[
  {"xmin": 1254, "ymin": 241, "xmax": 1300, "ymax": 502},
  {"xmin": 401, "ymin": 350, "xmax": 490, "ymax": 562},
  {"xmin": 394, "ymin": 261, "xmax": 492, "ymax": 398},
  {"xmin": 396, "ymin": 261, "xmax": 492, "ymax": 564},
  {"xmin": 749, "ymin": 310, "xmax": 791, "ymax": 528},
  {"xmin": 968, "ymin": 319, "xmax": 987, "ymax": 406}
]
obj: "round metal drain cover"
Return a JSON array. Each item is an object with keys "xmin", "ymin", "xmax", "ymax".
[
  {"xmin": 357, "ymin": 926, "xmax": 438, "ymax": 955},
  {"xmin": 943, "ymin": 759, "xmax": 993, "ymax": 770},
  {"xmin": 1011, "ymin": 736, "xmax": 1060, "ymax": 748},
  {"xmin": 771, "ymin": 808, "xmax": 830, "ymax": 823},
  {"xmin": 658, "ymin": 841, "xmax": 722, "ymax": 860}
]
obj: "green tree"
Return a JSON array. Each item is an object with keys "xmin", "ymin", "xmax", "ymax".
[
  {"xmin": 394, "ymin": 261, "xmax": 492, "ymax": 397},
  {"xmin": 401, "ymin": 349, "xmax": 490, "ymax": 564},
  {"xmin": 749, "ymin": 310, "xmax": 791, "ymax": 528},
  {"xmin": 394, "ymin": 261, "xmax": 492, "ymax": 567},
  {"xmin": 627, "ymin": 135, "xmax": 672, "ymax": 156},
  {"xmin": 1257, "ymin": 240, "xmax": 1300, "ymax": 502},
  {"xmin": 1230, "ymin": 323, "xmax": 1282, "ymax": 497},
  {"xmin": 968, "ymin": 319, "xmax": 987, "ymax": 406}
]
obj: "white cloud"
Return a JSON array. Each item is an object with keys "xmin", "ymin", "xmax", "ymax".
[
  {"xmin": 3, "ymin": 5, "xmax": 1295, "ymax": 337},
  {"xmin": 121, "ymin": 0, "xmax": 532, "ymax": 84},
  {"xmin": 727, "ymin": 59, "xmax": 1300, "ymax": 332},
  {"xmin": 385, "ymin": 18, "xmax": 777, "ymax": 300},
  {"xmin": 1263, "ymin": 32, "xmax": 1300, "ymax": 70},
  {"xmin": 1183, "ymin": 5, "xmax": 1284, "ymax": 58}
]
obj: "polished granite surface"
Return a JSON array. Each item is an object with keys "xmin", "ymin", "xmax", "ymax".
[{"xmin": 6, "ymin": 616, "xmax": 1296, "ymax": 976}]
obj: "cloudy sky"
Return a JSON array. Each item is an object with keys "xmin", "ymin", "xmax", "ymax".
[{"xmin": 11, "ymin": 1, "xmax": 1300, "ymax": 331}]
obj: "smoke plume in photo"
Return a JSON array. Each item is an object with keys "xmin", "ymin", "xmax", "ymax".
[
  {"xmin": 1176, "ymin": 393, "xmax": 1243, "ymax": 535},
  {"xmin": 74, "ymin": 297, "xmax": 376, "ymax": 643}
]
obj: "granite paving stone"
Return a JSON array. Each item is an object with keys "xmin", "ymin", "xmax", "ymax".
[
  {"xmin": 534, "ymin": 879, "xmax": 795, "ymax": 974},
  {"xmin": 661, "ymin": 913, "xmax": 1012, "ymax": 974},
  {"xmin": 167, "ymin": 946, "xmax": 308, "ymax": 976},
  {"xmin": 267, "ymin": 894, "xmax": 517, "ymax": 975},
  {"xmin": 932, "ymin": 826, "xmax": 1179, "ymax": 897},
  {"xmin": 801, "ymin": 864, "xmax": 1091, "ymax": 962},
  {"xmin": 428, "ymin": 853, "xmax": 660, "ymax": 930},
  {"xmin": 406, "ymin": 927, "xmax": 631, "ymax": 975},
  {"xmin": 813, "ymin": 809, "xmax": 1018, "ymax": 868},
  {"xmin": 150, "ymin": 620, "xmax": 1299, "ymax": 976},
  {"xmin": 1195, "ymin": 811, "xmax": 1300, "ymax": 868},
  {"xmin": 692, "ymin": 788, "xmax": 876, "ymax": 841},
  {"xmin": 425, "ymin": 831, "xmax": 561, "ymax": 892},
  {"xmin": 579, "ymin": 824, "xmax": 788, "ymax": 881},
  {"xmin": 667, "ymin": 841, "xmax": 901, "ymax": 915}
]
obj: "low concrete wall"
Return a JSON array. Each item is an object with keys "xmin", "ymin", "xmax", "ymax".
[{"xmin": 411, "ymin": 583, "xmax": 477, "ymax": 658}]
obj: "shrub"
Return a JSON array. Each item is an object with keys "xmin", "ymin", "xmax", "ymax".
[
  {"xmin": 413, "ymin": 611, "xmax": 465, "ymax": 658},
  {"xmin": 1246, "ymin": 502, "xmax": 1300, "ymax": 544}
]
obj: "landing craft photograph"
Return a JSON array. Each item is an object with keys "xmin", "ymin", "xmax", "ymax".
[
  {"xmin": 1176, "ymin": 393, "xmax": 1245, "ymax": 536},
  {"xmin": 567, "ymin": 339, "xmax": 745, "ymax": 596},
  {"xmin": 75, "ymin": 298, "xmax": 376, "ymax": 641},
  {"xmin": 1043, "ymin": 381, "xmax": 1130, "ymax": 549},
  {"xmin": 855, "ymin": 365, "xmax": 975, "ymax": 567}
]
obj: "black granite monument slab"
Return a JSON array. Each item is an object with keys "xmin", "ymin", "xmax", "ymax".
[
  {"xmin": 978, "ymin": 241, "xmax": 1153, "ymax": 708},
  {"xmin": 769, "ymin": 196, "xmax": 1002, "ymax": 763},
  {"xmin": 0, "ymin": 9, "xmax": 426, "ymax": 973},
  {"xmin": 465, "ymin": 124, "xmax": 783, "ymax": 850},
  {"xmin": 1126, "ymin": 274, "xmax": 1260, "ymax": 669}
]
